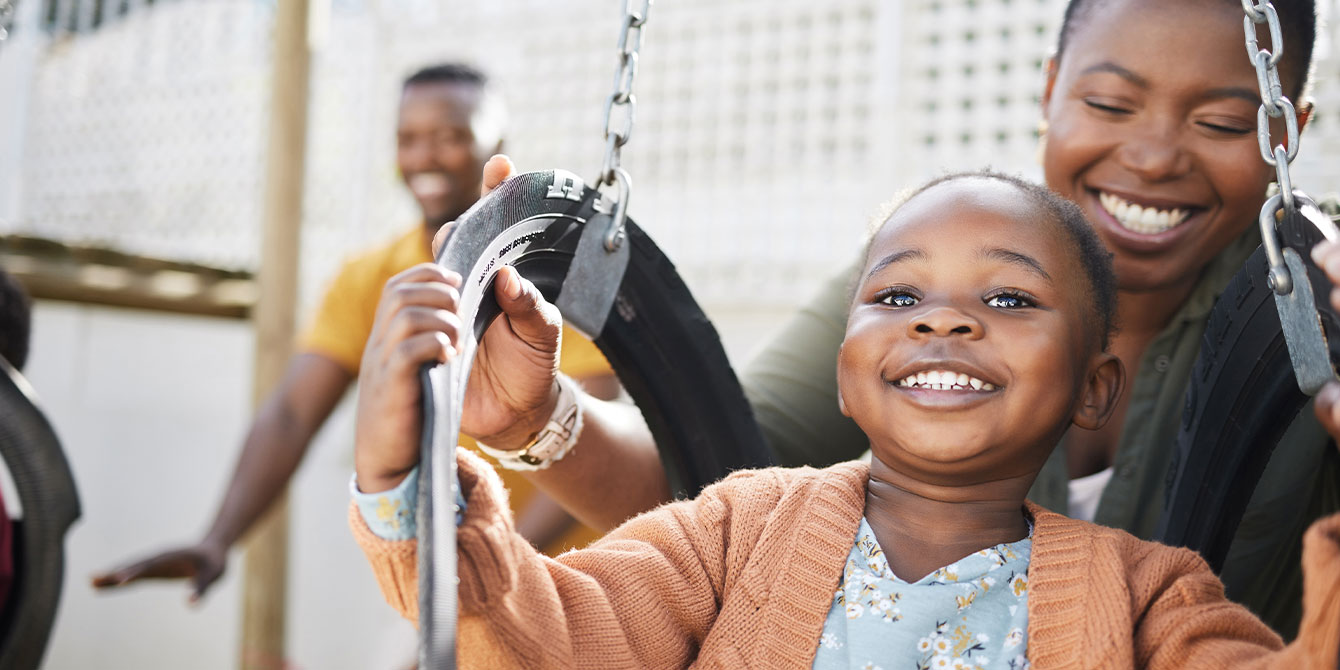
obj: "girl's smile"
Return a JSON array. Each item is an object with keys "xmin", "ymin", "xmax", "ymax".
[{"xmin": 840, "ymin": 176, "xmax": 1122, "ymax": 482}]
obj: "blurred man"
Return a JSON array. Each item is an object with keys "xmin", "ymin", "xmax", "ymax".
[{"xmin": 94, "ymin": 63, "xmax": 608, "ymax": 601}]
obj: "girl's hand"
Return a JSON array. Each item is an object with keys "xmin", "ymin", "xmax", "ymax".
[
  {"xmin": 354, "ymin": 264, "xmax": 466, "ymax": 493},
  {"xmin": 355, "ymin": 152, "xmax": 563, "ymax": 492}
]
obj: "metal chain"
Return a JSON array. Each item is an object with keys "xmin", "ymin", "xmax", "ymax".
[
  {"xmin": 0, "ymin": 0, "xmax": 16, "ymax": 42},
  {"xmin": 595, "ymin": 0, "xmax": 651, "ymax": 251},
  {"xmin": 1243, "ymin": 0, "xmax": 1306, "ymax": 293}
]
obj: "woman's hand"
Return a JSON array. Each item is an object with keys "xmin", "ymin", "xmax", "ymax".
[{"xmin": 1309, "ymin": 241, "xmax": 1340, "ymax": 440}]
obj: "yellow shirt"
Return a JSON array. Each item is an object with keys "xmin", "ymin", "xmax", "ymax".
[{"xmin": 300, "ymin": 225, "xmax": 608, "ymax": 554}]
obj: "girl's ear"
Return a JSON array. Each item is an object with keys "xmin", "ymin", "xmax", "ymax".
[
  {"xmin": 837, "ymin": 385, "xmax": 850, "ymax": 418},
  {"xmin": 1072, "ymin": 353, "xmax": 1125, "ymax": 431}
]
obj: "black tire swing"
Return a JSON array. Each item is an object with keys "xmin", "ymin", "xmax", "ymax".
[
  {"xmin": 1156, "ymin": 199, "xmax": 1340, "ymax": 574},
  {"xmin": 1154, "ymin": 0, "xmax": 1340, "ymax": 584},
  {"xmin": 0, "ymin": 360, "xmax": 81, "ymax": 670},
  {"xmin": 416, "ymin": 170, "xmax": 774, "ymax": 668}
]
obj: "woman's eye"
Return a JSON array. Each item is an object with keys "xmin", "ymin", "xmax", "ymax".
[
  {"xmin": 986, "ymin": 293, "xmax": 1031, "ymax": 309},
  {"xmin": 879, "ymin": 292, "xmax": 918, "ymax": 307},
  {"xmin": 1083, "ymin": 99, "xmax": 1131, "ymax": 115},
  {"xmin": 1197, "ymin": 120, "xmax": 1253, "ymax": 136}
]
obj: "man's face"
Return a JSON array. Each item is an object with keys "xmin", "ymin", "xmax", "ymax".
[{"xmin": 396, "ymin": 82, "xmax": 495, "ymax": 229}]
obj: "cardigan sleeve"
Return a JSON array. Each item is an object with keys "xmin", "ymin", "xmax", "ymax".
[
  {"xmin": 1136, "ymin": 513, "xmax": 1340, "ymax": 670},
  {"xmin": 351, "ymin": 448, "xmax": 781, "ymax": 670}
]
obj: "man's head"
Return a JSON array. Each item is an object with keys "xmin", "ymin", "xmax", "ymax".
[
  {"xmin": 839, "ymin": 172, "xmax": 1123, "ymax": 486},
  {"xmin": 397, "ymin": 63, "xmax": 506, "ymax": 230},
  {"xmin": 0, "ymin": 271, "xmax": 31, "ymax": 371}
]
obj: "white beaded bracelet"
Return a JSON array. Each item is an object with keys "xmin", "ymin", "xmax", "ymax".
[{"xmin": 476, "ymin": 374, "xmax": 583, "ymax": 471}]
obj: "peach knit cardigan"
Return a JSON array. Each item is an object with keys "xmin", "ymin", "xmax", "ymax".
[{"xmin": 352, "ymin": 450, "xmax": 1340, "ymax": 669}]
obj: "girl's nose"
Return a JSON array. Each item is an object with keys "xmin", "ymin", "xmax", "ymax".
[{"xmin": 907, "ymin": 305, "xmax": 984, "ymax": 339}]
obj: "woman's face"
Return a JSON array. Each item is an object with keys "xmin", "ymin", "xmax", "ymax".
[{"xmin": 1041, "ymin": 0, "xmax": 1299, "ymax": 293}]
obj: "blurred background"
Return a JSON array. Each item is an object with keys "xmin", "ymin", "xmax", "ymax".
[{"xmin": 0, "ymin": 0, "xmax": 1337, "ymax": 667}]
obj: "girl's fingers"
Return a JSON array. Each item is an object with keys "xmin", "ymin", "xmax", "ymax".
[
  {"xmin": 480, "ymin": 154, "xmax": 516, "ymax": 197},
  {"xmin": 386, "ymin": 330, "xmax": 455, "ymax": 375},
  {"xmin": 380, "ymin": 306, "xmax": 465, "ymax": 364},
  {"xmin": 432, "ymin": 223, "xmax": 453, "ymax": 258},
  {"xmin": 369, "ymin": 265, "xmax": 462, "ymax": 340}
]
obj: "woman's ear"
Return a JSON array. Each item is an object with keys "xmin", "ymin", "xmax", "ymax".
[
  {"xmin": 1039, "ymin": 55, "xmax": 1060, "ymax": 117},
  {"xmin": 1297, "ymin": 99, "xmax": 1314, "ymax": 136},
  {"xmin": 1072, "ymin": 353, "xmax": 1125, "ymax": 431}
]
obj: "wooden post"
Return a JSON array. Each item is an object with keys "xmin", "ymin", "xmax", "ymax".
[{"xmin": 241, "ymin": 0, "xmax": 310, "ymax": 667}]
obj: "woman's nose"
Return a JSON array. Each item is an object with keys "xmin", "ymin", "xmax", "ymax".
[{"xmin": 1116, "ymin": 124, "xmax": 1191, "ymax": 183}]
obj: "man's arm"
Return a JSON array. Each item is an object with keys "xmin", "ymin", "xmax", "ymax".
[{"xmin": 92, "ymin": 353, "xmax": 352, "ymax": 600}]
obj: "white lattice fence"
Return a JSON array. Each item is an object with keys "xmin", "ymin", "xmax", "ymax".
[{"xmin": 6, "ymin": 0, "xmax": 1340, "ymax": 310}]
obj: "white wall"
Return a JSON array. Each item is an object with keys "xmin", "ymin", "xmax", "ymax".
[
  {"xmin": 22, "ymin": 297, "xmax": 778, "ymax": 670},
  {"xmin": 25, "ymin": 301, "xmax": 415, "ymax": 670}
]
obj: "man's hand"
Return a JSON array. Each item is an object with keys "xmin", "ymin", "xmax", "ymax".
[
  {"xmin": 1310, "ymin": 241, "xmax": 1340, "ymax": 439},
  {"xmin": 91, "ymin": 541, "xmax": 226, "ymax": 602}
]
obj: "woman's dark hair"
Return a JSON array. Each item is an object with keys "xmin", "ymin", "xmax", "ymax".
[{"xmin": 1056, "ymin": 0, "xmax": 1317, "ymax": 97}]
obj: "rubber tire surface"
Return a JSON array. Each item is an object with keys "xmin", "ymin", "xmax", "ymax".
[
  {"xmin": 440, "ymin": 171, "xmax": 775, "ymax": 495},
  {"xmin": 0, "ymin": 360, "xmax": 80, "ymax": 670},
  {"xmin": 1157, "ymin": 225, "xmax": 1339, "ymax": 573},
  {"xmin": 415, "ymin": 171, "xmax": 775, "ymax": 669}
]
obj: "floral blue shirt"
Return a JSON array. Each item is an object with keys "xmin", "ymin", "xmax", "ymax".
[{"xmin": 812, "ymin": 518, "xmax": 1031, "ymax": 670}]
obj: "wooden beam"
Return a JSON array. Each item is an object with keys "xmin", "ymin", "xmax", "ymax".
[
  {"xmin": 0, "ymin": 236, "xmax": 255, "ymax": 320},
  {"xmin": 240, "ymin": 0, "xmax": 310, "ymax": 667}
]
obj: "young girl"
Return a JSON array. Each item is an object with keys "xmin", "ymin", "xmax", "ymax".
[
  {"xmin": 349, "ymin": 173, "xmax": 1340, "ymax": 669},
  {"xmin": 387, "ymin": 0, "xmax": 1332, "ymax": 638}
]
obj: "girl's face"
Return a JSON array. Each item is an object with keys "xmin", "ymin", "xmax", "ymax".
[
  {"xmin": 839, "ymin": 178, "xmax": 1119, "ymax": 485},
  {"xmin": 1041, "ymin": 0, "xmax": 1299, "ymax": 293}
]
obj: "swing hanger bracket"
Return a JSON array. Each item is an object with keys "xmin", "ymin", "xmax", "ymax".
[
  {"xmin": 1242, "ymin": 0, "xmax": 1339, "ymax": 393},
  {"xmin": 592, "ymin": 0, "xmax": 652, "ymax": 254}
]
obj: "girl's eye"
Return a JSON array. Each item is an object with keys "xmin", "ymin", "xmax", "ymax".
[
  {"xmin": 878, "ymin": 292, "xmax": 918, "ymax": 307},
  {"xmin": 986, "ymin": 293, "xmax": 1033, "ymax": 309}
]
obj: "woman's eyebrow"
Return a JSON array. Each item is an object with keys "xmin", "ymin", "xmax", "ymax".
[
  {"xmin": 980, "ymin": 247, "xmax": 1052, "ymax": 282},
  {"xmin": 1201, "ymin": 86, "xmax": 1261, "ymax": 106},
  {"xmin": 865, "ymin": 248, "xmax": 925, "ymax": 279},
  {"xmin": 1079, "ymin": 61, "xmax": 1147, "ymax": 88}
]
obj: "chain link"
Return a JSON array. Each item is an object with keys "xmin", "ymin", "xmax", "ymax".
[
  {"xmin": 0, "ymin": 0, "xmax": 16, "ymax": 42},
  {"xmin": 596, "ymin": 0, "xmax": 651, "ymax": 251},
  {"xmin": 1244, "ymin": 0, "xmax": 1307, "ymax": 294}
]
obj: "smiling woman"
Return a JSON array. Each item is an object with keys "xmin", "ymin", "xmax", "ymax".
[{"xmin": 730, "ymin": 0, "xmax": 1334, "ymax": 640}]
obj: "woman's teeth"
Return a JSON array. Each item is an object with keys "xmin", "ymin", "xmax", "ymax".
[
  {"xmin": 897, "ymin": 370, "xmax": 996, "ymax": 391},
  {"xmin": 1098, "ymin": 191, "xmax": 1191, "ymax": 235}
]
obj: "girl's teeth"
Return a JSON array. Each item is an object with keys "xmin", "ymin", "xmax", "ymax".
[{"xmin": 898, "ymin": 370, "xmax": 996, "ymax": 391}]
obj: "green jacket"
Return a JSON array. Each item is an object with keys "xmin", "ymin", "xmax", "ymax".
[{"xmin": 740, "ymin": 225, "xmax": 1340, "ymax": 639}]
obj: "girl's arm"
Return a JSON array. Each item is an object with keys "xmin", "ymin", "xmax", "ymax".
[
  {"xmin": 353, "ymin": 448, "xmax": 775, "ymax": 670},
  {"xmin": 1132, "ymin": 513, "xmax": 1340, "ymax": 670}
]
